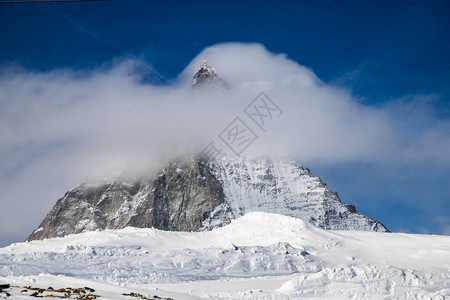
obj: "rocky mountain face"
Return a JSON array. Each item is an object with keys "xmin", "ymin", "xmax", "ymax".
[
  {"xmin": 204, "ymin": 157, "xmax": 387, "ymax": 232},
  {"xmin": 28, "ymin": 156, "xmax": 388, "ymax": 241},
  {"xmin": 27, "ymin": 62, "xmax": 388, "ymax": 241},
  {"xmin": 28, "ymin": 157, "xmax": 224, "ymax": 241},
  {"xmin": 191, "ymin": 60, "xmax": 229, "ymax": 90}
]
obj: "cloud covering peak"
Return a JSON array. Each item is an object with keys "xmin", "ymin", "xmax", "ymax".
[{"xmin": 0, "ymin": 43, "xmax": 449, "ymax": 245}]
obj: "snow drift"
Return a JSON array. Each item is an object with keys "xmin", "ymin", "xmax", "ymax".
[{"xmin": 2, "ymin": 212, "xmax": 450, "ymax": 299}]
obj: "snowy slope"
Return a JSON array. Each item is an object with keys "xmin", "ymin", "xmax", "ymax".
[
  {"xmin": 2, "ymin": 212, "xmax": 449, "ymax": 299},
  {"xmin": 204, "ymin": 157, "xmax": 387, "ymax": 232}
]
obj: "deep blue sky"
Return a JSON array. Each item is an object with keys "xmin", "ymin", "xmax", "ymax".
[
  {"xmin": 0, "ymin": 0, "xmax": 449, "ymax": 236},
  {"xmin": 1, "ymin": 0, "xmax": 448, "ymax": 104}
]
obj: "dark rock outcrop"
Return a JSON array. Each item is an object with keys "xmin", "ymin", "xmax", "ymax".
[
  {"xmin": 27, "ymin": 157, "xmax": 224, "ymax": 241},
  {"xmin": 28, "ymin": 156, "xmax": 388, "ymax": 241}
]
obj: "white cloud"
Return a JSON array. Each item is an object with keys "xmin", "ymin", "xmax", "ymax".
[
  {"xmin": 0, "ymin": 42, "xmax": 449, "ymax": 245},
  {"xmin": 435, "ymin": 216, "xmax": 450, "ymax": 236}
]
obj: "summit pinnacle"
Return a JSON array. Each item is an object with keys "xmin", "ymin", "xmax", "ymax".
[{"xmin": 192, "ymin": 60, "xmax": 229, "ymax": 90}]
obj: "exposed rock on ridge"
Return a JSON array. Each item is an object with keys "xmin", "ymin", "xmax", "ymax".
[
  {"xmin": 27, "ymin": 157, "xmax": 224, "ymax": 241},
  {"xmin": 28, "ymin": 156, "xmax": 387, "ymax": 241},
  {"xmin": 191, "ymin": 60, "xmax": 229, "ymax": 90}
]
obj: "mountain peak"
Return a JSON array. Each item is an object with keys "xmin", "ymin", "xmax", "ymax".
[{"xmin": 192, "ymin": 60, "xmax": 229, "ymax": 90}]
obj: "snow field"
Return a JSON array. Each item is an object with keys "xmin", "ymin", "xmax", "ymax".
[{"xmin": 1, "ymin": 212, "xmax": 449, "ymax": 299}]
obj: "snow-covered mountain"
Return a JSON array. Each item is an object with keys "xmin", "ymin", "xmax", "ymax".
[
  {"xmin": 2, "ymin": 213, "xmax": 449, "ymax": 299},
  {"xmin": 205, "ymin": 157, "xmax": 386, "ymax": 232},
  {"xmin": 27, "ymin": 156, "xmax": 387, "ymax": 241},
  {"xmin": 6, "ymin": 61, "xmax": 448, "ymax": 299},
  {"xmin": 27, "ymin": 61, "xmax": 387, "ymax": 241}
]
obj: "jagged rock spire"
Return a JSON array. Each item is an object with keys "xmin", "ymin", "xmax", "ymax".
[{"xmin": 192, "ymin": 60, "xmax": 229, "ymax": 90}]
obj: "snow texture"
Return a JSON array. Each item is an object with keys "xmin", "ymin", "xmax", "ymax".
[
  {"xmin": 1, "ymin": 212, "xmax": 449, "ymax": 299},
  {"xmin": 203, "ymin": 156, "xmax": 387, "ymax": 232}
]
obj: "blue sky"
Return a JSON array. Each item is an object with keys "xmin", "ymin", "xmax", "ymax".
[
  {"xmin": 0, "ymin": 0, "xmax": 449, "ymax": 245},
  {"xmin": 1, "ymin": 1, "xmax": 448, "ymax": 102}
]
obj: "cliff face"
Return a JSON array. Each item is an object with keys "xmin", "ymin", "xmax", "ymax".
[
  {"xmin": 27, "ymin": 157, "xmax": 224, "ymax": 241},
  {"xmin": 27, "ymin": 156, "xmax": 387, "ymax": 241},
  {"xmin": 204, "ymin": 157, "xmax": 387, "ymax": 232}
]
